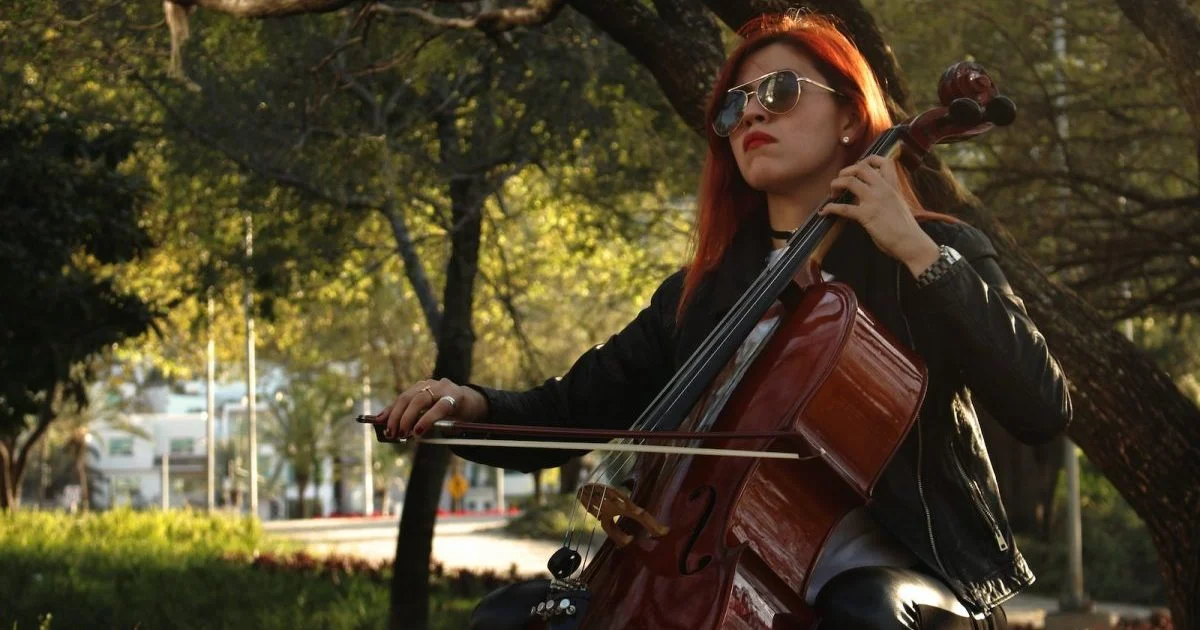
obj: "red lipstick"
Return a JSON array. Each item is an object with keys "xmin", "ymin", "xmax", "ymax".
[{"xmin": 742, "ymin": 131, "xmax": 777, "ymax": 152}]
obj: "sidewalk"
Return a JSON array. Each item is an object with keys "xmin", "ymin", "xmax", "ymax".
[
  {"xmin": 267, "ymin": 515, "xmax": 1161, "ymax": 628},
  {"xmin": 1003, "ymin": 593, "xmax": 1159, "ymax": 628}
]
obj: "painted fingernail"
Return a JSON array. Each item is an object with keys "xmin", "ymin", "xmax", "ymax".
[{"xmin": 414, "ymin": 425, "xmax": 426, "ymax": 436}]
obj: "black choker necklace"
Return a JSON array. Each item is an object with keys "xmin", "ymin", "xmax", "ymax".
[{"xmin": 770, "ymin": 228, "xmax": 794, "ymax": 240}]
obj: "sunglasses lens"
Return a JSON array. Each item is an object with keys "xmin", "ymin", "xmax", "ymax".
[
  {"xmin": 758, "ymin": 71, "xmax": 800, "ymax": 114},
  {"xmin": 713, "ymin": 91, "xmax": 747, "ymax": 137}
]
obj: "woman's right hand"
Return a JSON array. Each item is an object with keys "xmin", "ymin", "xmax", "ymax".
[{"xmin": 375, "ymin": 378, "xmax": 489, "ymax": 440}]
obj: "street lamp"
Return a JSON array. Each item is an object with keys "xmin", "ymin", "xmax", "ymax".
[{"xmin": 160, "ymin": 449, "xmax": 170, "ymax": 511}]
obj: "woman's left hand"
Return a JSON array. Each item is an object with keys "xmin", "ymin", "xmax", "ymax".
[{"xmin": 821, "ymin": 155, "xmax": 941, "ymax": 277}]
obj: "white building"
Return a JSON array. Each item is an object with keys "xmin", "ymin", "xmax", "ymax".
[
  {"xmin": 88, "ymin": 366, "xmax": 572, "ymax": 518},
  {"xmin": 93, "ymin": 410, "xmax": 291, "ymax": 519},
  {"xmin": 90, "ymin": 374, "xmax": 338, "ymax": 519},
  {"xmin": 93, "ymin": 412, "xmax": 225, "ymax": 512}
]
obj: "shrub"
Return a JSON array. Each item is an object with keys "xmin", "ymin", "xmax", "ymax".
[
  {"xmin": 503, "ymin": 494, "xmax": 598, "ymax": 540},
  {"xmin": 1018, "ymin": 454, "xmax": 1167, "ymax": 606},
  {"xmin": 0, "ymin": 508, "xmax": 492, "ymax": 630}
]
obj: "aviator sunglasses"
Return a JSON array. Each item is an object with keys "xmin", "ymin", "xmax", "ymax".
[{"xmin": 712, "ymin": 69, "xmax": 842, "ymax": 138}]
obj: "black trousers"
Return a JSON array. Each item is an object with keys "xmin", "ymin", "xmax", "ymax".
[
  {"xmin": 466, "ymin": 569, "xmax": 1009, "ymax": 630},
  {"xmin": 813, "ymin": 567, "xmax": 1008, "ymax": 630}
]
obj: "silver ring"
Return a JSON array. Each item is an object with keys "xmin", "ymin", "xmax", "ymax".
[{"xmin": 438, "ymin": 395, "xmax": 457, "ymax": 409}]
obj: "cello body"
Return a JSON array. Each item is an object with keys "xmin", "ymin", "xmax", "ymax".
[{"xmin": 574, "ymin": 280, "xmax": 926, "ymax": 629}]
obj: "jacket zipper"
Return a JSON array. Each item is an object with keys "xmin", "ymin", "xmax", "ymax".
[
  {"xmin": 950, "ymin": 444, "xmax": 1010, "ymax": 551},
  {"xmin": 895, "ymin": 266, "xmax": 950, "ymax": 576}
]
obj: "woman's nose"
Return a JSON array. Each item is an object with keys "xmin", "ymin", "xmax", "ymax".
[{"xmin": 742, "ymin": 97, "xmax": 770, "ymax": 126}]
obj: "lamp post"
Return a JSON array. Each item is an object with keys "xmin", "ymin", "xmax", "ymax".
[
  {"xmin": 495, "ymin": 467, "xmax": 505, "ymax": 514},
  {"xmin": 206, "ymin": 288, "xmax": 216, "ymax": 511},
  {"xmin": 161, "ymin": 450, "xmax": 170, "ymax": 511},
  {"xmin": 1051, "ymin": 0, "xmax": 1089, "ymax": 613},
  {"xmin": 361, "ymin": 365, "xmax": 374, "ymax": 516},
  {"xmin": 244, "ymin": 213, "xmax": 258, "ymax": 518}
]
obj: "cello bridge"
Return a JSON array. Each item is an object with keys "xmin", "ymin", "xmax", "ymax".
[{"xmin": 576, "ymin": 483, "xmax": 669, "ymax": 547}]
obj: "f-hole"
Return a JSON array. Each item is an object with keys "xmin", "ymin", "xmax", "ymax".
[{"xmin": 678, "ymin": 485, "xmax": 716, "ymax": 575}]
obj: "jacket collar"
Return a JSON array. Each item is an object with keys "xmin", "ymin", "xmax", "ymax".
[
  {"xmin": 675, "ymin": 207, "xmax": 771, "ymax": 364},
  {"xmin": 674, "ymin": 206, "xmax": 886, "ymax": 366}
]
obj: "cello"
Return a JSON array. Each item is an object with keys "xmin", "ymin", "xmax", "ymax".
[{"xmin": 362, "ymin": 60, "xmax": 1016, "ymax": 629}]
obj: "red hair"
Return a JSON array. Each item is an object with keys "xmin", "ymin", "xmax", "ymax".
[{"xmin": 677, "ymin": 12, "xmax": 956, "ymax": 318}]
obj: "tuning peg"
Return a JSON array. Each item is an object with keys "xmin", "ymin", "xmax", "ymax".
[
  {"xmin": 547, "ymin": 546, "xmax": 582, "ymax": 580},
  {"xmin": 985, "ymin": 96, "xmax": 1017, "ymax": 126},
  {"xmin": 948, "ymin": 98, "xmax": 985, "ymax": 126}
]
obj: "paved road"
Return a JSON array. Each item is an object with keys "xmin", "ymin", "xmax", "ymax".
[
  {"xmin": 264, "ymin": 514, "xmax": 564, "ymax": 575},
  {"xmin": 264, "ymin": 516, "xmax": 1159, "ymax": 628}
]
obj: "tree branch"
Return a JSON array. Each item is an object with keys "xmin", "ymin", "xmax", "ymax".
[
  {"xmin": 381, "ymin": 198, "xmax": 443, "ymax": 337},
  {"xmin": 1113, "ymin": 0, "xmax": 1200, "ymax": 144},
  {"xmin": 701, "ymin": 0, "xmax": 911, "ymax": 110},
  {"xmin": 127, "ymin": 70, "xmax": 381, "ymax": 210},
  {"xmin": 954, "ymin": 164, "xmax": 1200, "ymax": 212},
  {"xmin": 567, "ymin": 0, "xmax": 724, "ymax": 133},
  {"xmin": 480, "ymin": 214, "xmax": 543, "ymax": 381},
  {"xmin": 177, "ymin": 0, "xmax": 359, "ymax": 18},
  {"xmin": 12, "ymin": 386, "xmax": 59, "ymax": 491},
  {"xmin": 372, "ymin": 0, "xmax": 567, "ymax": 33}
]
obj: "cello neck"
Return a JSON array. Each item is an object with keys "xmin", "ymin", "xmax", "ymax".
[
  {"xmin": 787, "ymin": 126, "xmax": 906, "ymax": 269},
  {"xmin": 617, "ymin": 126, "xmax": 908, "ymax": 436}
]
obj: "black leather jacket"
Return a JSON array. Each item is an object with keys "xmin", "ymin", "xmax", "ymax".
[{"xmin": 454, "ymin": 209, "xmax": 1073, "ymax": 615}]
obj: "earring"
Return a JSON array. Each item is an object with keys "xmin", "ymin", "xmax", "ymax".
[{"xmin": 841, "ymin": 136, "xmax": 851, "ymax": 145}]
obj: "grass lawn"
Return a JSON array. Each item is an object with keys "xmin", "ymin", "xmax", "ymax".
[{"xmin": 0, "ymin": 509, "xmax": 488, "ymax": 629}]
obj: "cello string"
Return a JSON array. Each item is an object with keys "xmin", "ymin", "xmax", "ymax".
[
  {"xmin": 563, "ymin": 456, "xmax": 608, "ymax": 557},
  {"xmin": 615, "ymin": 132, "xmax": 899, "ymax": 444},
  {"xmin": 556, "ymin": 130, "xmax": 902, "ymax": 577},
  {"xmin": 650, "ymin": 130, "xmax": 898, "ymax": 429},
  {"xmin": 560, "ymin": 205, "xmax": 841, "ymax": 574},
  {"xmin": 561, "ymin": 217, "xmax": 821, "ymax": 553},
  {"xmin": 580, "ymin": 488, "xmax": 606, "ymax": 570},
  {"xmin": 586, "ymin": 208, "xmax": 834, "ymax": 486},
  {"xmin": 563, "ymin": 451, "xmax": 627, "ymax": 564},
  {"xmin": 561, "ymin": 486, "xmax": 581, "ymax": 551}
]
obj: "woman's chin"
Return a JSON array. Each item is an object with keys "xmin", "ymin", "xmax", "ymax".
[{"xmin": 743, "ymin": 171, "xmax": 799, "ymax": 194}]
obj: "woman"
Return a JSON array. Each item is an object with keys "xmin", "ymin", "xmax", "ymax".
[{"xmin": 376, "ymin": 12, "xmax": 1072, "ymax": 630}]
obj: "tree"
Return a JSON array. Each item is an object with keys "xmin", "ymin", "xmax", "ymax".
[
  {"xmin": 51, "ymin": 373, "xmax": 153, "ymax": 511},
  {"xmin": 129, "ymin": 10, "xmax": 697, "ymax": 628},
  {"xmin": 126, "ymin": 0, "xmax": 1200, "ymax": 626},
  {"xmin": 708, "ymin": 2, "xmax": 1200, "ymax": 625},
  {"xmin": 0, "ymin": 98, "xmax": 158, "ymax": 509},
  {"xmin": 263, "ymin": 369, "xmax": 358, "ymax": 517}
]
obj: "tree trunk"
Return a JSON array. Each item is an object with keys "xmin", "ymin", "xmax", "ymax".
[
  {"xmin": 389, "ymin": 173, "xmax": 488, "ymax": 630},
  {"xmin": 38, "ymin": 439, "xmax": 49, "ymax": 506},
  {"xmin": 577, "ymin": 1, "xmax": 1200, "ymax": 625},
  {"xmin": 532, "ymin": 469, "xmax": 544, "ymax": 506},
  {"xmin": 0, "ymin": 389, "xmax": 56, "ymax": 510},
  {"xmin": 809, "ymin": 2, "xmax": 1200, "ymax": 620},
  {"xmin": 559, "ymin": 457, "xmax": 583, "ymax": 495},
  {"xmin": 75, "ymin": 446, "xmax": 89, "ymax": 512},
  {"xmin": 964, "ymin": 217, "xmax": 1200, "ymax": 627},
  {"xmin": 566, "ymin": 0, "xmax": 725, "ymax": 131},
  {"xmin": 978, "ymin": 411, "xmax": 1062, "ymax": 537},
  {"xmin": 297, "ymin": 476, "xmax": 309, "ymax": 518},
  {"xmin": 0, "ymin": 443, "xmax": 19, "ymax": 510},
  {"xmin": 332, "ymin": 457, "xmax": 345, "ymax": 514}
]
